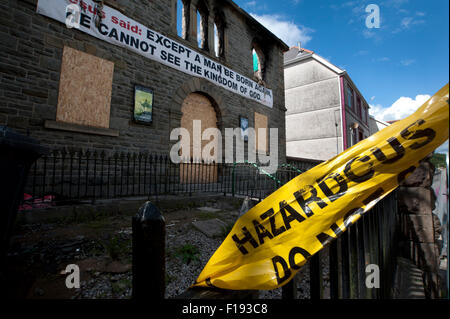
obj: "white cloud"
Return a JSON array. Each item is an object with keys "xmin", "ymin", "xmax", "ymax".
[
  {"xmin": 250, "ymin": 13, "xmax": 313, "ymax": 46},
  {"xmin": 401, "ymin": 17, "xmax": 413, "ymax": 28},
  {"xmin": 244, "ymin": 1, "xmax": 268, "ymax": 11},
  {"xmin": 368, "ymin": 103, "xmax": 384, "ymax": 118},
  {"xmin": 369, "ymin": 94, "xmax": 431, "ymax": 121},
  {"xmin": 400, "ymin": 58, "xmax": 415, "ymax": 66},
  {"xmin": 363, "ymin": 29, "xmax": 375, "ymax": 39},
  {"xmin": 371, "ymin": 56, "xmax": 390, "ymax": 62},
  {"xmin": 362, "ymin": 29, "xmax": 383, "ymax": 43},
  {"xmin": 354, "ymin": 50, "xmax": 369, "ymax": 56},
  {"xmin": 393, "ymin": 16, "xmax": 425, "ymax": 33},
  {"xmin": 381, "ymin": 0, "xmax": 409, "ymax": 8}
]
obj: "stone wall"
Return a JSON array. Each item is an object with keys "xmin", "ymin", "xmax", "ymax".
[
  {"xmin": 397, "ymin": 154, "xmax": 441, "ymax": 298},
  {"xmin": 0, "ymin": 0, "xmax": 287, "ymax": 164}
]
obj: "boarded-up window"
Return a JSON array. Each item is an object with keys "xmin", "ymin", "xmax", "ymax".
[
  {"xmin": 56, "ymin": 46, "xmax": 114, "ymax": 128},
  {"xmin": 180, "ymin": 93, "xmax": 219, "ymax": 183},
  {"xmin": 254, "ymin": 112, "xmax": 268, "ymax": 153}
]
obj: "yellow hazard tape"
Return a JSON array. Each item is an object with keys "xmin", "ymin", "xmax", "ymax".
[{"xmin": 193, "ymin": 84, "xmax": 449, "ymax": 290}]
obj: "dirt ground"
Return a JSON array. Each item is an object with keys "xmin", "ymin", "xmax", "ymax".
[{"xmin": 3, "ymin": 198, "xmax": 241, "ymax": 299}]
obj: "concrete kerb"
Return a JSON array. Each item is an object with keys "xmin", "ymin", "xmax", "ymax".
[{"xmin": 16, "ymin": 193, "xmax": 245, "ymax": 224}]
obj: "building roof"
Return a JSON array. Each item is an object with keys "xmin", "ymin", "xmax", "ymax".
[
  {"xmin": 284, "ymin": 46, "xmax": 345, "ymax": 75},
  {"xmin": 370, "ymin": 115, "xmax": 391, "ymax": 126},
  {"xmin": 283, "ymin": 46, "xmax": 312, "ymax": 63}
]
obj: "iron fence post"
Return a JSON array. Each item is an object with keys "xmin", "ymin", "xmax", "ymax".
[
  {"xmin": 232, "ymin": 162, "xmax": 236, "ymax": 197},
  {"xmin": 132, "ymin": 201, "xmax": 166, "ymax": 299},
  {"xmin": 341, "ymin": 231, "xmax": 350, "ymax": 299},
  {"xmin": 349, "ymin": 225, "xmax": 358, "ymax": 298},
  {"xmin": 281, "ymin": 276, "xmax": 297, "ymax": 299},
  {"xmin": 310, "ymin": 252, "xmax": 322, "ymax": 299},
  {"xmin": 329, "ymin": 239, "xmax": 339, "ymax": 299}
]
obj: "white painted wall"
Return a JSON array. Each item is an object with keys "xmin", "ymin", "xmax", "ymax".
[{"xmin": 284, "ymin": 58, "xmax": 342, "ymax": 161}]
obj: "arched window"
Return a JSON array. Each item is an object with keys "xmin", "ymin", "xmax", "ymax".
[
  {"xmin": 252, "ymin": 49, "xmax": 259, "ymax": 72},
  {"xmin": 252, "ymin": 42, "xmax": 265, "ymax": 81},
  {"xmin": 214, "ymin": 11, "xmax": 225, "ymax": 58},
  {"xmin": 196, "ymin": 1, "xmax": 209, "ymax": 50},
  {"xmin": 214, "ymin": 23, "xmax": 219, "ymax": 57},
  {"xmin": 176, "ymin": 0, "xmax": 189, "ymax": 39}
]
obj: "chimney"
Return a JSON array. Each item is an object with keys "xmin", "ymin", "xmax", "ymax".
[{"xmin": 297, "ymin": 41, "xmax": 301, "ymax": 50}]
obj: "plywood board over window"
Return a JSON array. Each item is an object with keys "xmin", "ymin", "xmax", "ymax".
[
  {"xmin": 56, "ymin": 46, "xmax": 114, "ymax": 128},
  {"xmin": 254, "ymin": 112, "xmax": 268, "ymax": 153}
]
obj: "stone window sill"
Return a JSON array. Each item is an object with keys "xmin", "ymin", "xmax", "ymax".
[{"xmin": 44, "ymin": 120, "xmax": 119, "ymax": 137}]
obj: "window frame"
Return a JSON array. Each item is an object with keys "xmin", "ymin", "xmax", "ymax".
[
  {"xmin": 357, "ymin": 96, "xmax": 362, "ymax": 118},
  {"xmin": 345, "ymin": 83, "xmax": 354, "ymax": 110},
  {"xmin": 251, "ymin": 42, "xmax": 265, "ymax": 82},
  {"xmin": 358, "ymin": 129, "xmax": 364, "ymax": 143},
  {"xmin": 196, "ymin": 1, "xmax": 209, "ymax": 51},
  {"xmin": 351, "ymin": 128, "xmax": 358, "ymax": 146},
  {"xmin": 213, "ymin": 11, "xmax": 225, "ymax": 58},
  {"xmin": 364, "ymin": 105, "xmax": 369, "ymax": 124},
  {"xmin": 176, "ymin": 0, "xmax": 189, "ymax": 40}
]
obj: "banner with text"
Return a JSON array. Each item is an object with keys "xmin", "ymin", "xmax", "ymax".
[
  {"xmin": 193, "ymin": 84, "xmax": 449, "ymax": 290},
  {"xmin": 37, "ymin": 0, "xmax": 273, "ymax": 107}
]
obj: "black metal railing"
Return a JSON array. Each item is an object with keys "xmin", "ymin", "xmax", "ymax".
[
  {"xmin": 25, "ymin": 148, "xmax": 398, "ymax": 298},
  {"xmin": 22, "ymin": 148, "xmax": 321, "ymax": 207},
  {"xmin": 132, "ymin": 191, "xmax": 399, "ymax": 299},
  {"xmin": 285, "ymin": 191, "xmax": 399, "ymax": 299},
  {"xmin": 286, "ymin": 156, "xmax": 323, "ymax": 172}
]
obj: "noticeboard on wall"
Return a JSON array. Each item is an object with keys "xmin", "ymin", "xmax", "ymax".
[
  {"xmin": 239, "ymin": 116, "xmax": 249, "ymax": 141},
  {"xmin": 133, "ymin": 85, "xmax": 153, "ymax": 124}
]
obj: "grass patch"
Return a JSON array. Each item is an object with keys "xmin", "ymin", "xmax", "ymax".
[
  {"xmin": 111, "ymin": 278, "xmax": 131, "ymax": 295},
  {"xmin": 174, "ymin": 244, "xmax": 200, "ymax": 264},
  {"xmin": 103, "ymin": 235, "xmax": 131, "ymax": 261},
  {"xmin": 196, "ymin": 211, "xmax": 219, "ymax": 220},
  {"xmin": 85, "ymin": 219, "xmax": 110, "ymax": 229}
]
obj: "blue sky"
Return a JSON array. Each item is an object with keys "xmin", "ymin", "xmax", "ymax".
[{"xmin": 233, "ymin": 0, "xmax": 449, "ymax": 153}]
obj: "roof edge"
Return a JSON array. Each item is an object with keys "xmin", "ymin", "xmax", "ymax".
[
  {"xmin": 226, "ymin": 0, "xmax": 289, "ymax": 51},
  {"xmin": 284, "ymin": 50, "xmax": 346, "ymax": 76}
]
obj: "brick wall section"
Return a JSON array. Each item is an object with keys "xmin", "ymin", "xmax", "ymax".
[
  {"xmin": 397, "ymin": 155, "xmax": 441, "ymax": 298},
  {"xmin": 0, "ymin": 0, "xmax": 286, "ymax": 164}
]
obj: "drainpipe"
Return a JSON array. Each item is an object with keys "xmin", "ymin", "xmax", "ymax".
[
  {"xmin": 231, "ymin": 162, "xmax": 236, "ymax": 197},
  {"xmin": 339, "ymin": 75, "xmax": 348, "ymax": 150}
]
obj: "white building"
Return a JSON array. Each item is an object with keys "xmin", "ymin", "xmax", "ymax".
[{"xmin": 284, "ymin": 46, "xmax": 373, "ymax": 161}]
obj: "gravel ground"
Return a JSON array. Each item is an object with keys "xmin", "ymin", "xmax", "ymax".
[
  {"xmin": 9, "ymin": 204, "xmax": 333, "ymax": 299},
  {"xmin": 164, "ymin": 222, "xmax": 283, "ymax": 299},
  {"xmin": 163, "ymin": 220, "xmax": 333, "ymax": 299}
]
